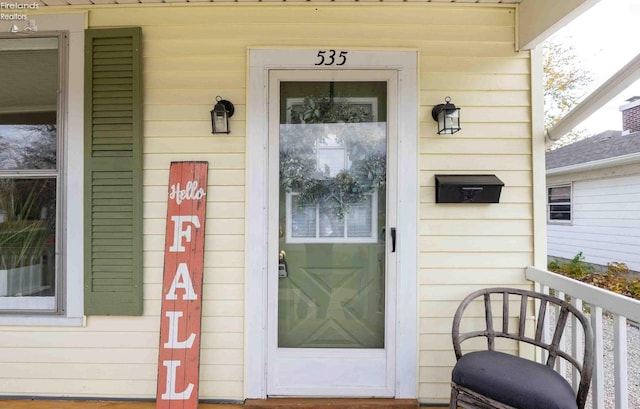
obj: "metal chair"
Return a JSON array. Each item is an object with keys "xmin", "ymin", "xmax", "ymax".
[{"xmin": 450, "ymin": 287, "xmax": 594, "ymax": 409}]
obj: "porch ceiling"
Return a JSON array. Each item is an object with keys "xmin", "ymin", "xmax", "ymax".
[{"xmin": 25, "ymin": 0, "xmax": 599, "ymax": 50}]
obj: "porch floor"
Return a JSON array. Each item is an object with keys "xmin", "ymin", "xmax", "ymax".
[{"xmin": 0, "ymin": 399, "xmax": 435, "ymax": 409}]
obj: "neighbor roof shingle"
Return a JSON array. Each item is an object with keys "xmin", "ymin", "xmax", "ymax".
[{"xmin": 546, "ymin": 130, "xmax": 640, "ymax": 170}]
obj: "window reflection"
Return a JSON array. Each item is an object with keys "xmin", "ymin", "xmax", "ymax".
[
  {"xmin": 0, "ymin": 179, "xmax": 56, "ymax": 296},
  {"xmin": 0, "ymin": 125, "xmax": 57, "ymax": 170}
]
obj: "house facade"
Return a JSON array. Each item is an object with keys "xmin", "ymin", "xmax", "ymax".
[
  {"xmin": 0, "ymin": 0, "xmax": 596, "ymax": 405},
  {"xmin": 547, "ymin": 98, "xmax": 640, "ymax": 273}
]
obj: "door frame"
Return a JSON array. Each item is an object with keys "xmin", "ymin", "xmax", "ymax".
[{"xmin": 246, "ymin": 48, "xmax": 418, "ymax": 399}]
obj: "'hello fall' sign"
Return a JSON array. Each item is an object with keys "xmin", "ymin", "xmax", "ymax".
[{"xmin": 156, "ymin": 161, "xmax": 208, "ymax": 409}]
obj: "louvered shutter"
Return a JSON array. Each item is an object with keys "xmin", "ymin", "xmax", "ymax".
[{"xmin": 84, "ymin": 28, "xmax": 143, "ymax": 315}]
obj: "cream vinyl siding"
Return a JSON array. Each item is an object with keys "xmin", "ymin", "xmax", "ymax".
[
  {"xmin": 419, "ymin": 11, "xmax": 533, "ymax": 400},
  {"xmin": 0, "ymin": 3, "xmax": 534, "ymax": 404}
]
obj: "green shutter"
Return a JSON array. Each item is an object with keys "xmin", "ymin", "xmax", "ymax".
[{"xmin": 84, "ymin": 27, "xmax": 143, "ymax": 315}]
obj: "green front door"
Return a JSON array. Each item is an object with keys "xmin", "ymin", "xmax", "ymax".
[{"xmin": 268, "ymin": 70, "xmax": 397, "ymax": 396}]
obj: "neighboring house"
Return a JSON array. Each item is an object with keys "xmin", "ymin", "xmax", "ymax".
[
  {"xmin": 547, "ymin": 98, "xmax": 640, "ymax": 273},
  {"xmin": 0, "ymin": 0, "xmax": 600, "ymax": 406}
]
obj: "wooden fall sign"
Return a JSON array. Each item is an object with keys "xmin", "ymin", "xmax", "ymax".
[{"xmin": 157, "ymin": 161, "xmax": 208, "ymax": 409}]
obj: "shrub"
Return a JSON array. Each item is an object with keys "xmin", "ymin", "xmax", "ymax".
[
  {"xmin": 549, "ymin": 253, "xmax": 640, "ymax": 301},
  {"xmin": 547, "ymin": 252, "xmax": 593, "ymax": 279}
]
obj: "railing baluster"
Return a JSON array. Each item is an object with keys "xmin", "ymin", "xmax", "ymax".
[
  {"xmin": 555, "ymin": 291, "xmax": 568, "ymax": 376},
  {"xmin": 614, "ymin": 315, "xmax": 628, "ymax": 409},
  {"xmin": 541, "ymin": 285, "xmax": 551, "ymax": 364},
  {"xmin": 591, "ymin": 306, "xmax": 604, "ymax": 409},
  {"xmin": 571, "ymin": 298, "xmax": 583, "ymax": 392}
]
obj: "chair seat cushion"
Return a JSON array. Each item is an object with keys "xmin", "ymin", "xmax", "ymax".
[{"xmin": 452, "ymin": 350, "xmax": 577, "ymax": 409}]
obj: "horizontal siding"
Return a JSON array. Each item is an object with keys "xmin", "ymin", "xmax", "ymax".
[
  {"xmin": 420, "ymin": 268, "xmax": 529, "ymax": 285},
  {"xmin": 548, "ymin": 174, "xmax": 640, "ymax": 271},
  {"xmin": 1, "ymin": 3, "xmax": 532, "ymax": 405},
  {"xmin": 417, "ymin": 2, "xmax": 532, "ymax": 404},
  {"xmin": 421, "ymin": 138, "xmax": 531, "ymax": 155}
]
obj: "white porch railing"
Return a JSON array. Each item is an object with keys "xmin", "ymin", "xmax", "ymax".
[{"xmin": 525, "ymin": 266, "xmax": 640, "ymax": 409}]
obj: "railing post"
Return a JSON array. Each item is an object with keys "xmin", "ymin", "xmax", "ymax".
[
  {"xmin": 614, "ymin": 315, "xmax": 628, "ymax": 409},
  {"xmin": 591, "ymin": 306, "xmax": 604, "ymax": 409}
]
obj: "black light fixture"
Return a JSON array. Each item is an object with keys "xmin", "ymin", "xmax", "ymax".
[
  {"xmin": 431, "ymin": 96, "xmax": 461, "ymax": 135},
  {"xmin": 211, "ymin": 96, "xmax": 235, "ymax": 134}
]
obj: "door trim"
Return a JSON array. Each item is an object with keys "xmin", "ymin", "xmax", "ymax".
[{"xmin": 246, "ymin": 48, "xmax": 418, "ymax": 399}]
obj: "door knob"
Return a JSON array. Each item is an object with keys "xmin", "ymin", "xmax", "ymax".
[{"xmin": 278, "ymin": 250, "xmax": 288, "ymax": 278}]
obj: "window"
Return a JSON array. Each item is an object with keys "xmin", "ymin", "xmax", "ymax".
[
  {"xmin": 548, "ymin": 184, "xmax": 572, "ymax": 222},
  {"xmin": 0, "ymin": 18, "xmax": 136, "ymax": 323},
  {"xmin": 287, "ymin": 191, "xmax": 378, "ymax": 243},
  {"xmin": 282, "ymin": 94, "xmax": 383, "ymax": 244},
  {"xmin": 285, "ymin": 132, "xmax": 378, "ymax": 243},
  {"xmin": 0, "ymin": 35, "xmax": 62, "ymax": 311}
]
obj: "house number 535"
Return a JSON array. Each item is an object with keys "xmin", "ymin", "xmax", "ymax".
[{"xmin": 315, "ymin": 50, "xmax": 348, "ymax": 66}]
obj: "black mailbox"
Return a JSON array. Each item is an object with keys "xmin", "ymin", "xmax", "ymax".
[{"xmin": 435, "ymin": 174, "xmax": 504, "ymax": 203}]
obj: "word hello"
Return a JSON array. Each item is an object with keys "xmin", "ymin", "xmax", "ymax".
[{"xmin": 169, "ymin": 180, "xmax": 206, "ymax": 205}]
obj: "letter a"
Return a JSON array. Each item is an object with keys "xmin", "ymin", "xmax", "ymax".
[
  {"xmin": 166, "ymin": 263, "xmax": 197, "ymax": 301},
  {"xmin": 161, "ymin": 360, "xmax": 194, "ymax": 400}
]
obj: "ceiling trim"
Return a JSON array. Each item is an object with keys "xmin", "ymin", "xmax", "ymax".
[{"xmin": 518, "ymin": 0, "xmax": 600, "ymax": 50}]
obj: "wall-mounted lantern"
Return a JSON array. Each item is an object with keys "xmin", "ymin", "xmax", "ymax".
[
  {"xmin": 431, "ymin": 96, "xmax": 461, "ymax": 135},
  {"xmin": 211, "ymin": 96, "xmax": 235, "ymax": 134}
]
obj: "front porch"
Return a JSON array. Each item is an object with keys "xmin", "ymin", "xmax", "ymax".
[{"xmin": 2, "ymin": 266, "xmax": 637, "ymax": 409}]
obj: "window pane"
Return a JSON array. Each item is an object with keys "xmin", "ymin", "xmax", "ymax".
[
  {"xmin": 291, "ymin": 195, "xmax": 316, "ymax": 238},
  {"xmin": 0, "ymin": 38, "xmax": 58, "ymax": 170},
  {"xmin": 548, "ymin": 186, "xmax": 570, "ymax": 203},
  {"xmin": 347, "ymin": 195, "xmax": 373, "ymax": 238},
  {"xmin": 0, "ymin": 178, "xmax": 56, "ymax": 297},
  {"xmin": 316, "ymin": 146, "xmax": 346, "ymax": 177},
  {"xmin": 319, "ymin": 202, "xmax": 343, "ymax": 238},
  {"xmin": 549, "ymin": 205, "xmax": 571, "ymax": 220},
  {"xmin": 0, "ymin": 125, "xmax": 57, "ymax": 170}
]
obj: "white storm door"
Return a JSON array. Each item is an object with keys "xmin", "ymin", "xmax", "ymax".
[{"xmin": 267, "ymin": 70, "xmax": 398, "ymax": 397}]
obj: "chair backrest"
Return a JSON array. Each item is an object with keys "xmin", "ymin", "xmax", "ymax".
[{"xmin": 452, "ymin": 287, "xmax": 594, "ymax": 409}]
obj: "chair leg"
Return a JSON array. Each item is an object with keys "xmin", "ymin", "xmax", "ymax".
[{"xmin": 449, "ymin": 384, "xmax": 458, "ymax": 409}]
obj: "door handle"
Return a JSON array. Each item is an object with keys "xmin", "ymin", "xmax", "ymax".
[
  {"xmin": 390, "ymin": 228, "xmax": 396, "ymax": 253},
  {"xmin": 278, "ymin": 250, "xmax": 288, "ymax": 278}
]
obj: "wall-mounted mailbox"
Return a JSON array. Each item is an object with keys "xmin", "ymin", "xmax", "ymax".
[{"xmin": 435, "ymin": 174, "xmax": 504, "ymax": 203}]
